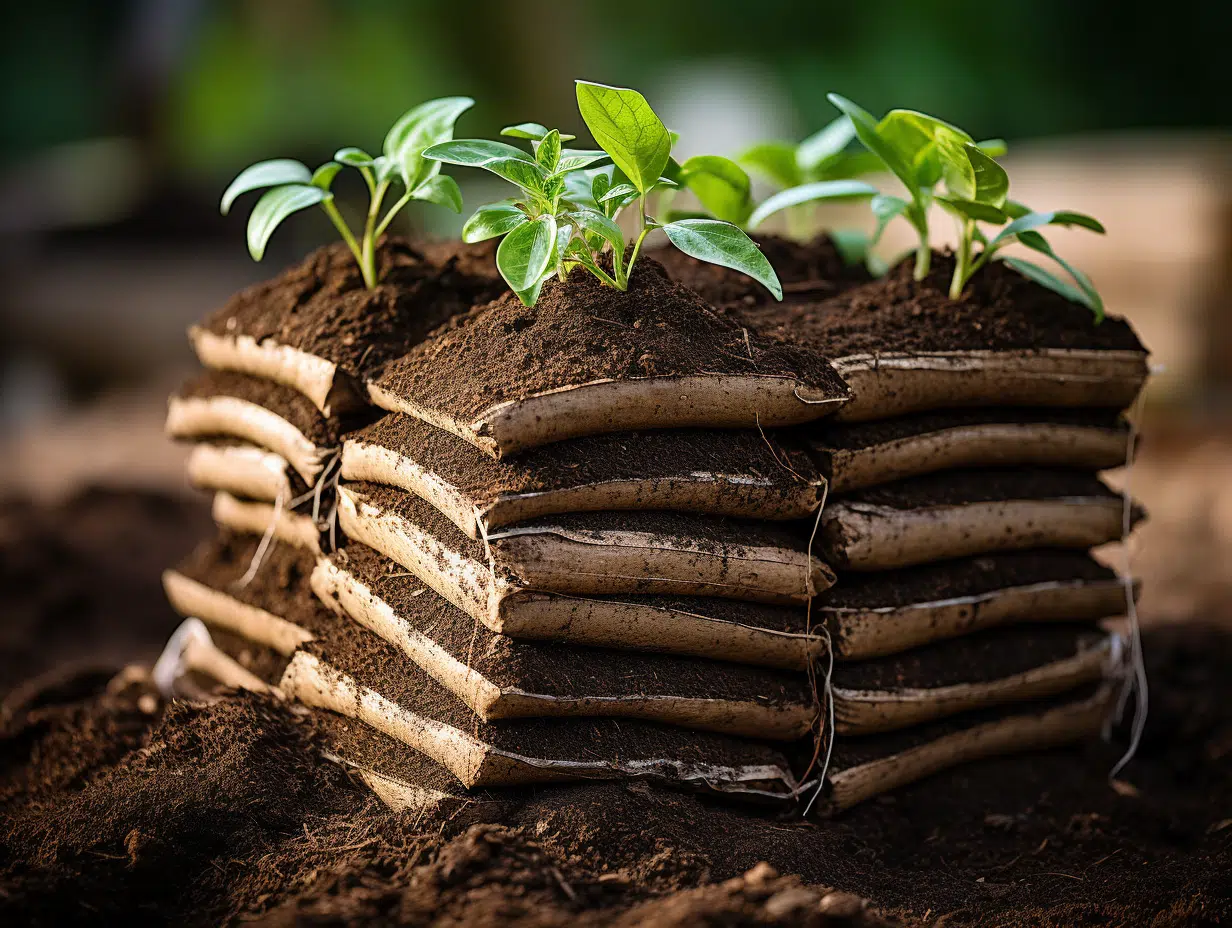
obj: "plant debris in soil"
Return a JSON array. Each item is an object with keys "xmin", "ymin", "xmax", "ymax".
[
  {"xmin": 722, "ymin": 251, "xmax": 1147, "ymax": 357},
  {"xmin": 195, "ymin": 238, "xmax": 504, "ymax": 384},
  {"xmin": 369, "ymin": 256, "xmax": 848, "ymax": 425},
  {"xmin": 1, "ymin": 489, "xmax": 1229, "ymax": 926}
]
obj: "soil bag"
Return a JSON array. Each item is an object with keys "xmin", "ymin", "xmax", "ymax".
[
  {"xmin": 342, "ymin": 414, "xmax": 826, "ymax": 538},
  {"xmin": 820, "ymin": 469, "xmax": 1138, "ymax": 571},
  {"xmin": 808, "ymin": 408, "xmax": 1130, "ymax": 494},
  {"xmin": 186, "ymin": 440, "xmax": 305, "ymax": 503},
  {"xmin": 279, "ymin": 612, "xmax": 801, "ymax": 799},
  {"xmin": 829, "ymin": 623, "xmax": 1117, "ymax": 734},
  {"xmin": 166, "ymin": 371, "xmax": 345, "ymax": 484},
  {"xmin": 211, "ymin": 491, "xmax": 323, "ymax": 553},
  {"xmin": 188, "ymin": 239, "xmax": 501, "ymax": 416},
  {"xmin": 366, "ymin": 258, "xmax": 850, "ymax": 459},
  {"xmin": 312, "ymin": 543, "xmax": 818, "ymax": 739},
  {"xmin": 818, "ymin": 551, "xmax": 1132, "ymax": 660}
]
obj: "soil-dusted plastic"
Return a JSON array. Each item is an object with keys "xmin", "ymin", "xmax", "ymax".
[
  {"xmin": 828, "ymin": 623, "xmax": 1117, "ymax": 734},
  {"xmin": 338, "ymin": 481, "xmax": 831, "ymax": 607},
  {"xmin": 189, "ymin": 239, "xmax": 502, "ymax": 416},
  {"xmin": 313, "ymin": 543, "xmax": 818, "ymax": 739},
  {"xmin": 342, "ymin": 414, "xmax": 827, "ymax": 538},
  {"xmin": 820, "ymin": 468, "xmax": 1138, "ymax": 571},
  {"xmin": 807, "ymin": 407, "xmax": 1130, "ymax": 494},
  {"xmin": 279, "ymin": 610, "xmax": 801, "ymax": 798},
  {"xmin": 366, "ymin": 258, "xmax": 850, "ymax": 459},
  {"xmin": 727, "ymin": 253, "xmax": 1149, "ymax": 422},
  {"xmin": 186, "ymin": 440, "xmax": 306, "ymax": 504},
  {"xmin": 166, "ymin": 371, "xmax": 349, "ymax": 485},
  {"xmin": 336, "ymin": 483, "xmax": 824, "ymax": 666},
  {"xmin": 817, "ymin": 550, "xmax": 1133, "ymax": 660},
  {"xmin": 210, "ymin": 491, "xmax": 324, "ymax": 553}
]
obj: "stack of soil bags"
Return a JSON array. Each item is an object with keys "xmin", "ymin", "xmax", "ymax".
[{"xmin": 159, "ymin": 236, "xmax": 1147, "ymax": 816}]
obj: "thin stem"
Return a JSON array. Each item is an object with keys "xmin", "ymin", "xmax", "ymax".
[
  {"xmin": 949, "ymin": 217, "xmax": 974, "ymax": 299},
  {"xmin": 375, "ymin": 190, "xmax": 413, "ymax": 239},
  {"xmin": 908, "ymin": 199, "xmax": 931, "ymax": 281},
  {"xmin": 616, "ymin": 195, "xmax": 650, "ymax": 291},
  {"xmin": 359, "ymin": 179, "xmax": 390, "ymax": 289},
  {"xmin": 320, "ymin": 200, "xmax": 367, "ymax": 282}
]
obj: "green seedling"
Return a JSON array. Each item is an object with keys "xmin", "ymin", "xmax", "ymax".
[
  {"xmin": 220, "ymin": 97, "xmax": 473, "ymax": 289},
  {"xmin": 426, "ymin": 81, "xmax": 781, "ymax": 306},
  {"xmin": 826, "ymin": 94, "xmax": 1106, "ymax": 317}
]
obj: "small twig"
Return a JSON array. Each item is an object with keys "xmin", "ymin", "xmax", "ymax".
[{"xmin": 235, "ymin": 488, "xmax": 285, "ymax": 589}]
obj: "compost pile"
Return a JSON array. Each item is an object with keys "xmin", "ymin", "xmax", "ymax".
[{"xmin": 6, "ymin": 235, "xmax": 1214, "ymax": 927}]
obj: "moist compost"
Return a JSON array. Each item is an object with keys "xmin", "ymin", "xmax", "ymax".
[
  {"xmin": 809, "ymin": 407, "xmax": 1127, "ymax": 451},
  {"xmin": 325, "ymin": 543, "xmax": 813, "ymax": 707},
  {"xmin": 816, "ymin": 550, "xmax": 1119, "ymax": 611},
  {"xmin": 197, "ymin": 237, "xmax": 503, "ymax": 384},
  {"xmin": 371, "ymin": 256, "xmax": 848, "ymax": 424},
  {"xmin": 729, "ymin": 251, "xmax": 1146, "ymax": 356},
  {"xmin": 830, "ymin": 623, "xmax": 1107, "ymax": 691},
  {"xmin": 350, "ymin": 414, "xmax": 821, "ymax": 511},
  {"xmin": 652, "ymin": 233, "xmax": 871, "ymax": 308},
  {"xmin": 837, "ymin": 468, "xmax": 1123, "ymax": 508}
]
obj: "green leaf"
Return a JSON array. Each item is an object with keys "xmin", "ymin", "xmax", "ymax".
[
  {"xmin": 1016, "ymin": 234, "xmax": 1104, "ymax": 320},
  {"xmin": 810, "ymin": 149, "xmax": 884, "ymax": 182},
  {"xmin": 738, "ymin": 142, "xmax": 801, "ymax": 189},
  {"xmin": 991, "ymin": 209, "xmax": 1106, "ymax": 247},
  {"xmin": 746, "ymin": 179, "xmax": 878, "ymax": 230},
  {"xmin": 1001, "ymin": 256, "xmax": 1099, "ymax": 318},
  {"xmin": 575, "ymin": 80, "xmax": 672, "ymax": 195},
  {"xmin": 311, "ymin": 162, "xmax": 343, "ymax": 191},
  {"xmin": 963, "ymin": 144, "xmax": 1009, "ymax": 206},
  {"xmin": 462, "ymin": 201, "xmax": 527, "ymax": 243},
  {"xmin": 424, "ymin": 139, "xmax": 547, "ymax": 191},
  {"xmin": 384, "ymin": 96, "xmax": 475, "ymax": 190},
  {"xmin": 599, "ymin": 182, "xmax": 639, "ymax": 204},
  {"xmin": 977, "ymin": 138, "xmax": 1008, "ymax": 158},
  {"xmin": 536, "ymin": 130, "xmax": 562, "ymax": 173},
  {"xmin": 246, "ymin": 185, "xmax": 328, "ymax": 260},
  {"xmin": 1003, "ymin": 200, "xmax": 1032, "ymax": 219},
  {"xmin": 826, "ymin": 94, "xmax": 916, "ymax": 192},
  {"xmin": 221, "ymin": 160, "xmax": 311, "ymax": 215},
  {"xmin": 663, "ymin": 219, "xmax": 782, "ymax": 299},
  {"xmin": 372, "ymin": 156, "xmax": 399, "ymax": 184},
  {"xmin": 880, "ymin": 110, "xmax": 973, "ymax": 192},
  {"xmin": 870, "ymin": 194, "xmax": 908, "ymax": 243},
  {"xmin": 681, "ymin": 155, "xmax": 753, "ymax": 226},
  {"xmin": 502, "ymin": 123, "xmax": 576, "ymax": 142},
  {"xmin": 796, "ymin": 116, "xmax": 856, "ymax": 172},
  {"xmin": 497, "ymin": 214, "xmax": 557, "ymax": 292},
  {"xmin": 555, "ymin": 149, "xmax": 609, "ymax": 174},
  {"xmin": 936, "ymin": 196, "xmax": 1008, "ymax": 223},
  {"xmin": 591, "ymin": 173, "xmax": 611, "ymax": 204},
  {"xmin": 334, "ymin": 147, "xmax": 375, "ymax": 167},
  {"xmin": 412, "ymin": 174, "xmax": 463, "ymax": 213},
  {"xmin": 570, "ymin": 207, "xmax": 624, "ymax": 254},
  {"xmin": 830, "ymin": 228, "xmax": 870, "ymax": 266}
]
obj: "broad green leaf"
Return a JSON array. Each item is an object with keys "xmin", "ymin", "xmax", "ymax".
[
  {"xmin": 661, "ymin": 156, "xmax": 685, "ymax": 186},
  {"xmin": 811, "ymin": 149, "xmax": 884, "ymax": 182},
  {"xmin": 424, "ymin": 139, "xmax": 547, "ymax": 191},
  {"xmin": 977, "ymin": 138, "xmax": 1008, "ymax": 158},
  {"xmin": 536, "ymin": 130, "xmax": 562, "ymax": 172},
  {"xmin": 663, "ymin": 219, "xmax": 782, "ymax": 299},
  {"xmin": 413, "ymin": 174, "xmax": 464, "ymax": 213},
  {"xmin": 963, "ymin": 144, "xmax": 1009, "ymax": 206},
  {"xmin": 502, "ymin": 123, "xmax": 576, "ymax": 142},
  {"xmin": 796, "ymin": 116, "xmax": 856, "ymax": 172},
  {"xmin": 1016, "ymin": 234, "xmax": 1104, "ymax": 320},
  {"xmin": 746, "ymin": 179, "xmax": 878, "ymax": 230},
  {"xmin": 681, "ymin": 155, "xmax": 753, "ymax": 225},
  {"xmin": 739, "ymin": 142, "xmax": 802, "ymax": 189},
  {"xmin": 221, "ymin": 159, "xmax": 311, "ymax": 215},
  {"xmin": 664, "ymin": 209, "xmax": 713, "ymax": 223},
  {"xmin": 515, "ymin": 277, "xmax": 546, "ymax": 307},
  {"xmin": 372, "ymin": 156, "xmax": 398, "ymax": 184},
  {"xmin": 826, "ymin": 94, "xmax": 916, "ymax": 192},
  {"xmin": 830, "ymin": 228, "xmax": 871, "ymax": 266},
  {"xmin": 462, "ymin": 201, "xmax": 527, "ymax": 243},
  {"xmin": 334, "ymin": 147, "xmax": 375, "ymax": 167},
  {"xmin": 570, "ymin": 207, "xmax": 624, "ymax": 254},
  {"xmin": 599, "ymin": 183, "xmax": 639, "ymax": 203},
  {"xmin": 555, "ymin": 149, "xmax": 609, "ymax": 174},
  {"xmin": 870, "ymin": 193, "xmax": 908, "ymax": 243},
  {"xmin": 1050, "ymin": 211, "xmax": 1106, "ymax": 233},
  {"xmin": 1001, "ymin": 256, "xmax": 1101, "ymax": 318},
  {"xmin": 936, "ymin": 196, "xmax": 1008, "ymax": 223},
  {"xmin": 881, "ymin": 110, "xmax": 973, "ymax": 192},
  {"xmin": 992, "ymin": 209, "xmax": 1106, "ymax": 246},
  {"xmin": 384, "ymin": 96, "xmax": 475, "ymax": 190},
  {"xmin": 311, "ymin": 162, "xmax": 343, "ymax": 191},
  {"xmin": 575, "ymin": 81, "xmax": 672, "ymax": 195},
  {"xmin": 246, "ymin": 185, "xmax": 328, "ymax": 260},
  {"xmin": 591, "ymin": 173, "xmax": 611, "ymax": 204},
  {"xmin": 1004, "ymin": 200, "xmax": 1032, "ymax": 219},
  {"xmin": 497, "ymin": 214, "xmax": 557, "ymax": 292}
]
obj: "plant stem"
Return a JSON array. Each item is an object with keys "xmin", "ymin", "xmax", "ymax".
[
  {"xmin": 375, "ymin": 191, "xmax": 413, "ymax": 238},
  {"xmin": 949, "ymin": 218, "xmax": 974, "ymax": 299},
  {"xmin": 616, "ymin": 196, "xmax": 650, "ymax": 291},
  {"xmin": 909, "ymin": 202, "xmax": 931, "ymax": 281},
  {"xmin": 358, "ymin": 179, "xmax": 390, "ymax": 289},
  {"xmin": 320, "ymin": 200, "xmax": 367, "ymax": 282}
]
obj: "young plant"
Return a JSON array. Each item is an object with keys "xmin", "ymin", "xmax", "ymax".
[
  {"xmin": 220, "ymin": 97, "xmax": 473, "ymax": 289},
  {"xmin": 826, "ymin": 94, "xmax": 1106, "ymax": 317},
  {"xmin": 425, "ymin": 81, "xmax": 781, "ymax": 306}
]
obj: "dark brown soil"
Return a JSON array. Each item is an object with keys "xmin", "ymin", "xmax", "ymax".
[
  {"xmin": 831, "ymin": 623, "xmax": 1106, "ymax": 691},
  {"xmin": 809, "ymin": 407, "xmax": 1127, "ymax": 452},
  {"xmin": 174, "ymin": 369, "xmax": 361, "ymax": 446},
  {"xmin": 173, "ymin": 532, "xmax": 334, "ymax": 635},
  {"xmin": 725, "ymin": 252, "xmax": 1146, "ymax": 356},
  {"xmin": 198, "ymin": 237, "xmax": 504, "ymax": 384},
  {"xmin": 346, "ymin": 480, "xmax": 486, "ymax": 560},
  {"xmin": 652, "ymin": 233, "xmax": 871, "ymax": 308},
  {"xmin": 302, "ymin": 606, "xmax": 794, "ymax": 776},
  {"xmin": 205, "ymin": 626, "xmax": 293, "ymax": 684},
  {"xmin": 838, "ymin": 468, "xmax": 1122, "ymax": 508},
  {"xmin": 817, "ymin": 551, "xmax": 1118, "ymax": 611},
  {"xmin": 371, "ymin": 256, "xmax": 849, "ymax": 423},
  {"xmin": 353, "ymin": 413, "xmax": 819, "ymax": 506},
  {"xmin": 328, "ymin": 543, "xmax": 813, "ymax": 707}
]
